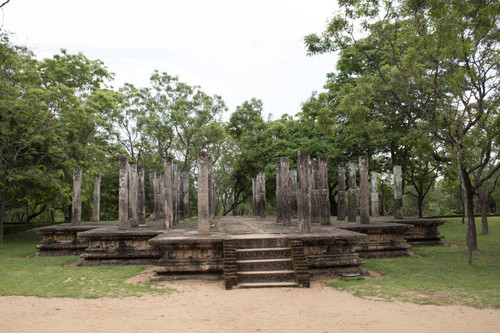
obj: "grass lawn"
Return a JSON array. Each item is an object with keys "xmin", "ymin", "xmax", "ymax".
[
  {"xmin": 327, "ymin": 217, "xmax": 500, "ymax": 309},
  {"xmin": 0, "ymin": 228, "xmax": 173, "ymax": 298}
]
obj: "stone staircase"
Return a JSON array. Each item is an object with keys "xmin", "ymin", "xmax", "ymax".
[{"xmin": 224, "ymin": 236, "xmax": 310, "ymax": 289}]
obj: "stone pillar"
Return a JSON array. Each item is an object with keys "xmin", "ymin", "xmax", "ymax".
[
  {"xmin": 163, "ymin": 157, "xmax": 173, "ymax": 228},
  {"xmin": 257, "ymin": 172, "xmax": 266, "ymax": 218},
  {"xmin": 149, "ymin": 171, "xmax": 156, "ymax": 221},
  {"xmin": 71, "ymin": 169, "xmax": 82, "ymax": 225},
  {"xmin": 91, "ymin": 173, "xmax": 101, "ymax": 222},
  {"xmin": 359, "ymin": 156, "xmax": 369, "ymax": 224},
  {"xmin": 298, "ymin": 150, "xmax": 311, "ymax": 232},
  {"xmin": 337, "ymin": 165, "xmax": 346, "ymax": 221},
  {"xmin": 275, "ymin": 161, "xmax": 282, "ymax": 222},
  {"xmin": 137, "ymin": 166, "xmax": 146, "ymax": 224},
  {"xmin": 179, "ymin": 171, "xmax": 186, "ymax": 220},
  {"xmin": 276, "ymin": 157, "xmax": 291, "ymax": 226},
  {"xmin": 311, "ymin": 160, "xmax": 320, "ymax": 224},
  {"xmin": 174, "ymin": 163, "xmax": 181, "ymax": 224},
  {"xmin": 128, "ymin": 162, "xmax": 138, "ymax": 227},
  {"xmin": 252, "ymin": 177, "xmax": 257, "ymax": 216},
  {"xmin": 289, "ymin": 169, "xmax": 298, "ymax": 219},
  {"xmin": 197, "ymin": 151, "xmax": 211, "ymax": 235},
  {"xmin": 208, "ymin": 165, "xmax": 215, "ymax": 220},
  {"xmin": 155, "ymin": 172, "xmax": 164, "ymax": 220},
  {"xmin": 348, "ymin": 161, "xmax": 357, "ymax": 222},
  {"xmin": 371, "ymin": 171, "xmax": 379, "ymax": 217},
  {"xmin": 182, "ymin": 171, "xmax": 189, "ymax": 219},
  {"xmin": 394, "ymin": 165, "xmax": 403, "ymax": 219},
  {"xmin": 318, "ymin": 157, "xmax": 330, "ymax": 225},
  {"xmin": 118, "ymin": 157, "xmax": 129, "ymax": 230}
]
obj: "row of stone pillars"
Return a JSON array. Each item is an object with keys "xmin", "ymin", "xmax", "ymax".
[
  {"xmin": 252, "ymin": 151, "xmax": 404, "ymax": 231},
  {"xmin": 338, "ymin": 160, "xmax": 403, "ymax": 222},
  {"xmin": 147, "ymin": 158, "xmax": 189, "ymax": 228},
  {"xmin": 71, "ymin": 170, "xmax": 102, "ymax": 225},
  {"xmin": 117, "ymin": 158, "xmax": 149, "ymax": 229},
  {"xmin": 70, "ymin": 156, "xmax": 191, "ymax": 229}
]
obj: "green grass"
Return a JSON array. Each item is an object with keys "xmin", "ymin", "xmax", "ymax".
[
  {"xmin": 0, "ymin": 230, "xmax": 174, "ymax": 298},
  {"xmin": 327, "ymin": 217, "xmax": 500, "ymax": 308}
]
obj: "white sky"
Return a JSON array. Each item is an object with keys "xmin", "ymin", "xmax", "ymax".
[{"xmin": 2, "ymin": 0, "xmax": 339, "ymax": 120}]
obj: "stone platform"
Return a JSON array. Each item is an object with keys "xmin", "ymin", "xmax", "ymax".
[
  {"xmin": 34, "ymin": 222, "xmax": 116, "ymax": 257},
  {"xmin": 33, "ymin": 216, "xmax": 446, "ymax": 286}
]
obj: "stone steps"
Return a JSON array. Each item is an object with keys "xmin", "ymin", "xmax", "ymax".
[
  {"xmin": 235, "ymin": 248, "xmax": 291, "ymax": 260},
  {"xmin": 223, "ymin": 236, "xmax": 310, "ymax": 289},
  {"xmin": 237, "ymin": 270, "xmax": 296, "ymax": 283},
  {"xmin": 236, "ymin": 258, "xmax": 293, "ymax": 271},
  {"xmin": 239, "ymin": 282, "xmax": 299, "ymax": 289}
]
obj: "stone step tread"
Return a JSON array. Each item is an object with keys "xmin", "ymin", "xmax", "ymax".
[
  {"xmin": 235, "ymin": 247, "xmax": 290, "ymax": 252},
  {"xmin": 236, "ymin": 258, "xmax": 292, "ymax": 264},
  {"xmin": 238, "ymin": 282, "xmax": 299, "ymax": 288},
  {"xmin": 237, "ymin": 270, "xmax": 295, "ymax": 275}
]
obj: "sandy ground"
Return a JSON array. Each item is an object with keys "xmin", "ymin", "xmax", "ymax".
[{"xmin": 1, "ymin": 278, "xmax": 499, "ymax": 333}]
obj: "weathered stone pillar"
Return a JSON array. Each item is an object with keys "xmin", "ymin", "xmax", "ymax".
[
  {"xmin": 275, "ymin": 161, "xmax": 282, "ymax": 222},
  {"xmin": 311, "ymin": 160, "xmax": 320, "ymax": 224},
  {"xmin": 252, "ymin": 177, "xmax": 257, "ymax": 216},
  {"xmin": 197, "ymin": 151, "xmax": 211, "ymax": 235},
  {"xmin": 359, "ymin": 156, "xmax": 369, "ymax": 224},
  {"xmin": 348, "ymin": 161, "xmax": 357, "ymax": 222},
  {"xmin": 257, "ymin": 172, "xmax": 266, "ymax": 218},
  {"xmin": 208, "ymin": 165, "xmax": 215, "ymax": 220},
  {"xmin": 276, "ymin": 157, "xmax": 291, "ymax": 226},
  {"xmin": 128, "ymin": 162, "xmax": 138, "ymax": 227},
  {"xmin": 337, "ymin": 165, "xmax": 346, "ymax": 221},
  {"xmin": 370, "ymin": 171, "xmax": 379, "ymax": 217},
  {"xmin": 179, "ymin": 171, "xmax": 186, "ymax": 220},
  {"xmin": 164, "ymin": 157, "xmax": 173, "ymax": 228},
  {"xmin": 394, "ymin": 165, "xmax": 403, "ymax": 219},
  {"xmin": 149, "ymin": 171, "xmax": 156, "ymax": 221},
  {"xmin": 289, "ymin": 169, "xmax": 298, "ymax": 219},
  {"xmin": 318, "ymin": 157, "xmax": 330, "ymax": 225},
  {"xmin": 118, "ymin": 157, "xmax": 129, "ymax": 230},
  {"xmin": 71, "ymin": 169, "xmax": 82, "ymax": 225},
  {"xmin": 92, "ymin": 173, "xmax": 101, "ymax": 222},
  {"xmin": 137, "ymin": 166, "xmax": 146, "ymax": 224},
  {"xmin": 182, "ymin": 171, "xmax": 189, "ymax": 219},
  {"xmin": 174, "ymin": 163, "xmax": 181, "ymax": 224},
  {"xmin": 298, "ymin": 150, "xmax": 311, "ymax": 232},
  {"xmin": 156, "ymin": 172, "xmax": 164, "ymax": 220},
  {"xmin": 281, "ymin": 157, "xmax": 291, "ymax": 226}
]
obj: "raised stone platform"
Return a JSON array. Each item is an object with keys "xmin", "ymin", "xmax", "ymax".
[
  {"xmin": 34, "ymin": 222, "xmax": 116, "ymax": 257},
  {"xmin": 336, "ymin": 220, "xmax": 414, "ymax": 258},
  {"xmin": 77, "ymin": 226, "xmax": 164, "ymax": 266},
  {"xmin": 32, "ymin": 215, "xmax": 446, "ymax": 285},
  {"xmin": 149, "ymin": 217, "xmax": 368, "ymax": 283},
  {"xmin": 385, "ymin": 218, "xmax": 447, "ymax": 246}
]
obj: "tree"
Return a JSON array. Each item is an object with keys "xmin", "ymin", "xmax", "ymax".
[
  {"xmin": 0, "ymin": 34, "xmax": 55, "ymax": 243},
  {"xmin": 305, "ymin": 0, "xmax": 499, "ymax": 264}
]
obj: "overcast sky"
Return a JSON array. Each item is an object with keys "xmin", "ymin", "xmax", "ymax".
[{"xmin": 2, "ymin": 0, "xmax": 339, "ymax": 120}]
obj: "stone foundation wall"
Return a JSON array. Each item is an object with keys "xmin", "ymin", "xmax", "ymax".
[{"xmin": 77, "ymin": 227, "xmax": 163, "ymax": 266}]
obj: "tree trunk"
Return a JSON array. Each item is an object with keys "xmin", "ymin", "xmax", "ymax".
[
  {"xmin": 479, "ymin": 190, "xmax": 489, "ymax": 234},
  {"xmin": 460, "ymin": 168, "xmax": 478, "ymax": 266},
  {"xmin": 417, "ymin": 196, "xmax": 424, "ymax": 218}
]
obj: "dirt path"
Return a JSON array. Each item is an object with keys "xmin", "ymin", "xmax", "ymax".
[{"xmin": 1, "ymin": 279, "xmax": 499, "ymax": 333}]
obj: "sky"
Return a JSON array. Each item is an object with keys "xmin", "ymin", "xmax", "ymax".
[{"xmin": 2, "ymin": 0, "xmax": 339, "ymax": 121}]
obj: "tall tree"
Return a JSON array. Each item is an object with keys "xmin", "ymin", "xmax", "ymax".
[{"xmin": 305, "ymin": 0, "xmax": 499, "ymax": 264}]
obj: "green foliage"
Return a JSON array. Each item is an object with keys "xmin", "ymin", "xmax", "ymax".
[{"xmin": 327, "ymin": 217, "xmax": 500, "ymax": 308}]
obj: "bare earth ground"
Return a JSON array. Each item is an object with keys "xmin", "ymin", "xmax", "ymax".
[{"xmin": 1, "ymin": 278, "xmax": 499, "ymax": 333}]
